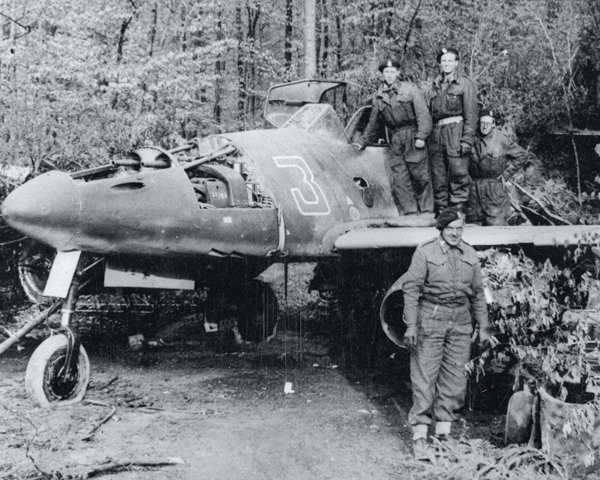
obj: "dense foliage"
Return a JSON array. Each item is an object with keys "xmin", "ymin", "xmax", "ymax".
[
  {"xmin": 470, "ymin": 243, "xmax": 600, "ymax": 402},
  {"xmin": 0, "ymin": 0, "xmax": 599, "ymax": 177}
]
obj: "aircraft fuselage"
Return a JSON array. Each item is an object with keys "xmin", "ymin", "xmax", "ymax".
[{"xmin": 2, "ymin": 125, "xmax": 404, "ymax": 262}]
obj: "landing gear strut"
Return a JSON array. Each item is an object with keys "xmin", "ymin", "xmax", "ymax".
[{"xmin": 25, "ymin": 276, "xmax": 90, "ymax": 407}]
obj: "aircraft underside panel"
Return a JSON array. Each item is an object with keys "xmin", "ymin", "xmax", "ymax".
[{"xmin": 104, "ymin": 259, "xmax": 196, "ymax": 289}]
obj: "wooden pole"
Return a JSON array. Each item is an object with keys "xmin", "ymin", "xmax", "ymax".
[{"xmin": 304, "ymin": 0, "xmax": 317, "ymax": 78}]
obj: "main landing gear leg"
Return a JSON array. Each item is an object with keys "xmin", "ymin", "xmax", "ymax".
[{"xmin": 25, "ymin": 276, "xmax": 90, "ymax": 408}]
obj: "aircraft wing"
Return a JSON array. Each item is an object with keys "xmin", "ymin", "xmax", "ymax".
[{"xmin": 334, "ymin": 224, "xmax": 600, "ymax": 249}]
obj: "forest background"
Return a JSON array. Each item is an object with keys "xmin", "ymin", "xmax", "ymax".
[{"xmin": 1, "ymin": 0, "xmax": 599, "ymax": 187}]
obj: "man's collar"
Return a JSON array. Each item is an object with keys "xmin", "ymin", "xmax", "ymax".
[
  {"xmin": 437, "ymin": 236, "xmax": 464, "ymax": 253},
  {"xmin": 444, "ymin": 73, "xmax": 455, "ymax": 84},
  {"xmin": 434, "ymin": 72, "xmax": 462, "ymax": 87},
  {"xmin": 381, "ymin": 80, "xmax": 399, "ymax": 93}
]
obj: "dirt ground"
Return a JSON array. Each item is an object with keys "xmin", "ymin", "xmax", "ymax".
[
  {"xmin": 0, "ymin": 326, "xmax": 510, "ymax": 480},
  {"xmin": 0, "ymin": 265, "xmax": 509, "ymax": 480}
]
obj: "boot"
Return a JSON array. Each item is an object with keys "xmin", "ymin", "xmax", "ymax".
[{"xmin": 412, "ymin": 438, "xmax": 430, "ymax": 460}]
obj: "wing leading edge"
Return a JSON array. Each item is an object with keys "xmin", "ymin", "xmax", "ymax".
[{"xmin": 334, "ymin": 224, "xmax": 600, "ymax": 250}]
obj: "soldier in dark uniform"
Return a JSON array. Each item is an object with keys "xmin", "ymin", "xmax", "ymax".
[
  {"xmin": 357, "ymin": 57, "xmax": 433, "ymax": 215},
  {"xmin": 429, "ymin": 47, "xmax": 478, "ymax": 216},
  {"xmin": 467, "ymin": 108, "xmax": 529, "ymax": 226},
  {"xmin": 402, "ymin": 206, "xmax": 492, "ymax": 458}
]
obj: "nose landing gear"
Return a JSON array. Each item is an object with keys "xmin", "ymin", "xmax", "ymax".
[
  {"xmin": 25, "ymin": 332, "xmax": 90, "ymax": 407},
  {"xmin": 24, "ymin": 274, "xmax": 90, "ymax": 407}
]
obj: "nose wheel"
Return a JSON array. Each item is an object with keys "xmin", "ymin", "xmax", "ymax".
[
  {"xmin": 25, "ymin": 334, "xmax": 90, "ymax": 408},
  {"xmin": 25, "ymin": 273, "xmax": 90, "ymax": 408}
]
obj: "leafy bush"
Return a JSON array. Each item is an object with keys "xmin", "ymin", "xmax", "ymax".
[{"xmin": 470, "ymin": 242, "xmax": 600, "ymax": 400}]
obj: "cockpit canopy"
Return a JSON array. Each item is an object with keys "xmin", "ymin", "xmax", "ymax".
[
  {"xmin": 282, "ymin": 103, "xmax": 348, "ymax": 142},
  {"xmin": 263, "ymin": 79, "xmax": 383, "ymax": 145},
  {"xmin": 264, "ymin": 79, "xmax": 347, "ymax": 128}
]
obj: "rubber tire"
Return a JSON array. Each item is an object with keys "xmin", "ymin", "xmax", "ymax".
[
  {"xmin": 18, "ymin": 241, "xmax": 56, "ymax": 305},
  {"xmin": 25, "ymin": 335, "xmax": 90, "ymax": 408}
]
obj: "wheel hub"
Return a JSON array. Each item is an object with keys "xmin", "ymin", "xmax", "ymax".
[{"xmin": 43, "ymin": 348, "xmax": 80, "ymax": 401}]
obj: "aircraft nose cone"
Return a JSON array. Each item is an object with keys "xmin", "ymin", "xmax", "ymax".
[{"xmin": 2, "ymin": 171, "xmax": 78, "ymax": 246}]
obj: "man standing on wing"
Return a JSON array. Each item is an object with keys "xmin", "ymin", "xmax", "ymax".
[
  {"xmin": 429, "ymin": 47, "xmax": 478, "ymax": 216},
  {"xmin": 402, "ymin": 206, "xmax": 492, "ymax": 458},
  {"xmin": 357, "ymin": 56, "xmax": 433, "ymax": 215},
  {"xmin": 467, "ymin": 108, "xmax": 529, "ymax": 225}
]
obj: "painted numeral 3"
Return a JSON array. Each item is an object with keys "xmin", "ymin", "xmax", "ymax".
[{"xmin": 273, "ymin": 156, "xmax": 331, "ymax": 216}]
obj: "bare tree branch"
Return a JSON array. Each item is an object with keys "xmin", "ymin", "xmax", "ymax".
[
  {"xmin": 0, "ymin": 11, "xmax": 31, "ymax": 38},
  {"xmin": 512, "ymin": 181, "xmax": 572, "ymax": 225},
  {"xmin": 402, "ymin": 0, "xmax": 422, "ymax": 53}
]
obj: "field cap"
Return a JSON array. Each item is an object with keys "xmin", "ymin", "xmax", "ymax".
[
  {"xmin": 479, "ymin": 107, "xmax": 496, "ymax": 119},
  {"xmin": 436, "ymin": 47, "xmax": 460, "ymax": 63},
  {"xmin": 435, "ymin": 206, "xmax": 463, "ymax": 230},
  {"xmin": 378, "ymin": 57, "xmax": 401, "ymax": 72}
]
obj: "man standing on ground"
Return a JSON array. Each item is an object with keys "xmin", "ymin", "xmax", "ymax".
[
  {"xmin": 402, "ymin": 206, "xmax": 492, "ymax": 458},
  {"xmin": 429, "ymin": 47, "xmax": 478, "ymax": 216},
  {"xmin": 467, "ymin": 108, "xmax": 529, "ymax": 226},
  {"xmin": 357, "ymin": 57, "xmax": 433, "ymax": 215}
]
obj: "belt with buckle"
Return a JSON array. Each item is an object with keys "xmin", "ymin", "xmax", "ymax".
[
  {"xmin": 421, "ymin": 298, "xmax": 468, "ymax": 311},
  {"xmin": 436, "ymin": 116, "xmax": 463, "ymax": 126}
]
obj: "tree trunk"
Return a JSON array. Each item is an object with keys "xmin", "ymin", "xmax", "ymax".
[
  {"xmin": 237, "ymin": 5, "xmax": 246, "ymax": 125},
  {"xmin": 284, "ymin": 0, "xmax": 293, "ymax": 75},
  {"xmin": 181, "ymin": 2, "xmax": 189, "ymax": 52},
  {"xmin": 246, "ymin": 1, "xmax": 260, "ymax": 119},
  {"xmin": 147, "ymin": 0, "xmax": 158, "ymax": 57},
  {"xmin": 318, "ymin": 0, "xmax": 329, "ymax": 77},
  {"xmin": 214, "ymin": 7, "xmax": 223, "ymax": 125},
  {"xmin": 384, "ymin": 0, "xmax": 393, "ymax": 39},
  {"xmin": 335, "ymin": 0, "xmax": 343, "ymax": 74},
  {"xmin": 113, "ymin": 16, "xmax": 132, "ymax": 110},
  {"xmin": 116, "ymin": 17, "xmax": 132, "ymax": 64},
  {"xmin": 304, "ymin": 0, "xmax": 317, "ymax": 79},
  {"xmin": 404, "ymin": 0, "xmax": 423, "ymax": 55},
  {"xmin": 9, "ymin": 6, "xmax": 16, "ymax": 92}
]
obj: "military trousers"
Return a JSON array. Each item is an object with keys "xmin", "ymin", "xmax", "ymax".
[
  {"xmin": 428, "ymin": 122, "xmax": 471, "ymax": 212},
  {"xmin": 388, "ymin": 127, "xmax": 433, "ymax": 215},
  {"xmin": 408, "ymin": 302, "xmax": 473, "ymax": 429},
  {"xmin": 466, "ymin": 178, "xmax": 511, "ymax": 226}
]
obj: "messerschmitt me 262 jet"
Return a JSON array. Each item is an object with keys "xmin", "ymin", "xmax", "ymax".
[{"xmin": 2, "ymin": 79, "xmax": 600, "ymax": 408}]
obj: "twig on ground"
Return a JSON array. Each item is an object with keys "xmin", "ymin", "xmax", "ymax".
[
  {"xmin": 136, "ymin": 405, "xmax": 212, "ymax": 415},
  {"xmin": 103, "ymin": 376, "xmax": 120, "ymax": 388},
  {"xmin": 78, "ymin": 457, "xmax": 184, "ymax": 479},
  {"xmin": 93, "ymin": 376, "xmax": 120, "ymax": 390},
  {"xmin": 82, "ymin": 400, "xmax": 117, "ymax": 441}
]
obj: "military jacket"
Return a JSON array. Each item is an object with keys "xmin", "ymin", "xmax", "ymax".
[
  {"xmin": 470, "ymin": 129, "xmax": 528, "ymax": 180},
  {"xmin": 430, "ymin": 72, "xmax": 478, "ymax": 146},
  {"xmin": 360, "ymin": 80, "xmax": 432, "ymax": 146},
  {"xmin": 402, "ymin": 237, "xmax": 489, "ymax": 330}
]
